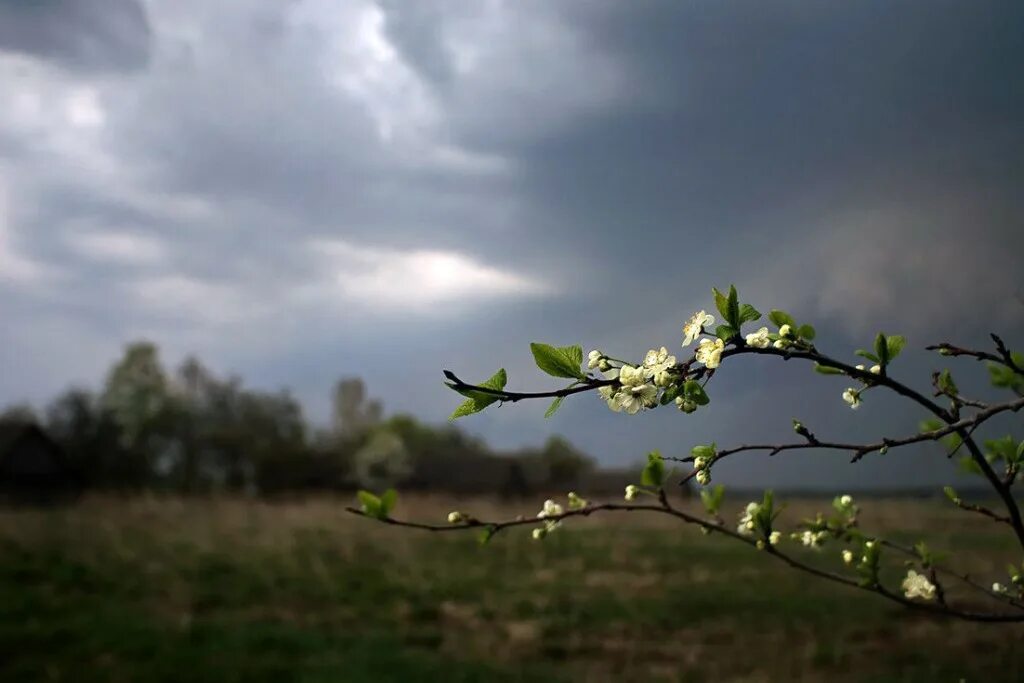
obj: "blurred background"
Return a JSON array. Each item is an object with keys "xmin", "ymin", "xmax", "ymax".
[{"xmin": 1, "ymin": 1, "xmax": 1023, "ymax": 680}]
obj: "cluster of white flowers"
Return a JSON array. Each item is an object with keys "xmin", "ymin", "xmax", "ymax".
[
  {"xmin": 902, "ymin": 569, "xmax": 936, "ymax": 600},
  {"xmin": 795, "ymin": 529, "xmax": 828, "ymax": 548},
  {"xmin": 755, "ymin": 531, "xmax": 783, "ymax": 550},
  {"xmin": 567, "ymin": 491, "xmax": 588, "ymax": 510},
  {"xmin": 644, "ymin": 346, "xmax": 677, "ymax": 386},
  {"xmin": 842, "ymin": 387, "xmax": 862, "ymax": 409},
  {"xmin": 587, "ymin": 349, "xmax": 613, "ymax": 372},
  {"xmin": 695, "ymin": 338, "xmax": 725, "ymax": 369},
  {"xmin": 737, "ymin": 501, "xmax": 761, "ymax": 536},
  {"xmin": 744, "ymin": 326, "xmax": 771, "ymax": 349},
  {"xmin": 773, "ymin": 324, "xmax": 793, "ymax": 349},
  {"xmin": 693, "ymin": 454, "xmax": 714, "ymax": 485},
  {"xmin": 532, "ymin": 499, "xmax": 565, "ymax": 540}
]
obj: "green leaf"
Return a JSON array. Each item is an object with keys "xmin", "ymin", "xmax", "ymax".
[
  {"xmin": 478, "ymin": 526, "xmax": 497, "ymax": 545},
  {"xmin": 357, "ymin": 490, "xmax": 382, "ymax": 518},
  {"xmin": 1017, "ymin": 440, "xmax": 1024, "ymax": 463},
  {"xmin": 874, "ymin": 333, "xmax": 889, "ymax": 366},
  {"xmin": 641, "ymin": 450, "xmax": 665, "ymax": 488},
  {"xmin": 448, "ymin": 368, "xmax": 508, "ymax": 420},
  {"xmin": 700, "ymin": 484, "xmax": 725, "ymax": 514},
  {"xmin": 943, "ymin": 486, "xmax": 958, "ymax": 503},
  {"xmin": 814, "ymin": 363, "xmax": 844, "ymax": 375},
  {"xmin": 958, "ymin": 455, "xmax": 982, "ymax": 475},
  {"xmin": 739, "ymin": 303, "xmax": 761, "ymax": 324},
  {"xmin": 380, "ymin": 488, "xmax": 398, "ymax": 516},
  {"xmin": 683, "ymin": 380, "xmax": 710, "ymax": 406},
  {"xmin": 544, "ymin": 396, "xmax": 566, "ymax": 418},
  {"xmin": 691, "ymin": 444, "xmax": 717, "ymax": 459},
  {"xmin": 715, "ymin": 325, "xmax": 738, "ymax": 342},
  {"xmin": 659, "ymin": 383, "xmax": 682, "ymax": 406},
  {"xmin": 530, "ymin": 342, "xmax": 585, "ymax": 380},
  {"xmin": 797, "ymin": 324, "xmax": 816, "ymax": 341},
  {"xmin": 937, "ymin": 369, "xmax": 958, "ymax": 395},
  {"xmin": 886, "ymin": 335, "xmax": 906, "ymax": 361},
  {"xmin": 712, "ymin": 288, "xmax": 730, "ymax": 325},
  {"xmin": 727, "ymin": 285, "xmax": 740, "ymax": 329},
  {"xmin": 919, "ymin": 418, "xmax": 943, "ymax": 433},
  {"xmin": 854, "ymin": 349, "xmax": 880, "ymax": 363},
  {"xmin": 768, "ymin": 310, "xmax": 796, "ymax": 328}
]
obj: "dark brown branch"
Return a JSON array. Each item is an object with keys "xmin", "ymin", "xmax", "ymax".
[
  {"xmin": 666, "ymin": 397, "xmax": 1024, "ymax": 487},
  {"xmin": 442, "ymin": 370, "xmax": 616, "ymax": 402},
  {"xmin": 346, "ymin": 504, "xmax": 1024, "ymax": 622}
]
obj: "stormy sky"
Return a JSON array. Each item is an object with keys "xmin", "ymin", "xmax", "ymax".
[{"xmin": 2, "ymin": 0, "xmax": 1022, "ymax": 488}]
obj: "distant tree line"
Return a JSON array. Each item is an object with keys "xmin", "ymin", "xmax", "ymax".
[{"xmin": 0, "ymin": 342, "xmax": 626, "ymax": 497}]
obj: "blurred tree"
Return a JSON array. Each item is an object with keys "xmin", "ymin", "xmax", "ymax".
[
  {"xmin": 99, "ymin": 342, "xmax": 174, "ymax": 486},
  {"xmin": 0, "ymin": 403, "xmax": 40, "ymax": 425},
  {"xmin": 332, "ymin": 378, "xmax": 382, "ymax": 436}
]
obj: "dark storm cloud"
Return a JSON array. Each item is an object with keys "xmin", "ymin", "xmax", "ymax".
[
  {"xmin": 0, "ymin": 0, "xmax": 151, "ymax": 71},
  {"xmin": 1, "ymin": 1, "xmax": 1022, "ymax": 488}
]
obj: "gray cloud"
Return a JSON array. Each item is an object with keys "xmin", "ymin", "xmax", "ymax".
[
  {"xmin": 0, "ymin": 0, "xmax": 151, "ymax": 71},
  {"xmin": 1, "ymin": 1, "xmax": 1022, "ymax": 488}
]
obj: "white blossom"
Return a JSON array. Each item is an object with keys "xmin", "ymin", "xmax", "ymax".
[
  {"xmin": 870, "ymin": 364, "xmax": 882, "ymax": 375},
  {"xmin": 902, "ymin": 570, "xmax": 936, "ymax": 600},
  {"xmin": 842, "ymin": 550, "xmax": 854, "ymax": 564},
  {"xmin": 614, "ymin": 384, "xmax": 659, "ymax": 414},
  {"xmin": 993, "ymin": 582, "xmax": 1006, "ymax": 594},
  {"xmin": 682, "ymin": 310, "xmax": 715, "ymax": 346},
  {"xmin": 744, "ymin": 327, "xmax": 771, "ymax": 349},
  {"xmin": 695, "ymin": 337, "xmax": 725, "ymax": 369},
  {"xmin": 842, "ymin": 388, "xmax": 862, "ymax": 409},
  {"xmin": 643, "ymin": 346, "xmax": 676, "ymax": 373},
  {"xmin": 737, "ymin": 502, "xmax": 761, "ymax": 536},
  {"xmin": 778, "ymin": 324, "xmax": 792, "ymax": 338},
  {"xmin": 567, "ymin": 492, "xmax": 588, "ymax": 510},
  {"xmin": 587, "ymin": 349, "xmax": 604, "ymax": 370},
  {"xmin": 447, "ymin": 511, "xmax": 464, "ymax": 524},
  {"xmin": 532, "ymin": 528, "xmax": 547, "ymax": 540},
  {"xmin": 768, "ymin": 531, "xmax": 782, "ymax": 546},
  {"xmin": 537, "ymin": 499, "xmax": 563, "ymax": 519},
  {"xmin": 696, "ymin": 469, "xmax": 711, "ymax": 485},
  {"xmin": 773, "ymin": 338, "xmax": 789, "ymax": 349},
  {"xmin": 624, "ymin": 484, "xmax": 639, "ymax": 501},
  {"xmin": 839, "ymin": 495, "xmax": 853, "ymax": 507},
  {"xmin": 799, "ymin": 530, "xmax": 828, "ymax": 548},
  {"xmin": 855, "ymin": 364, "xmax": 865, "ymax": 372}
]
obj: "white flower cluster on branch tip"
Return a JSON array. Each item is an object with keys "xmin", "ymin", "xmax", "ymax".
[{"xmin": 902, "ymin": 570, "xmax": 936, "ymax": 601}]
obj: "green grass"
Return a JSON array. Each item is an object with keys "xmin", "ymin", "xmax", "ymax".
[{"xmin": 0, "ymin": 496, "xmax": 1021, "ymax": 682}]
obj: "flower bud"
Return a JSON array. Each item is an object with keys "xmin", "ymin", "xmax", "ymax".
[
  {"xmin": 447, "ymin": 511, "xmax": 465, "ymax": 524},
  {"xmin": 778, "ymin": 324, "xmax": 792, "ymax": 338}
]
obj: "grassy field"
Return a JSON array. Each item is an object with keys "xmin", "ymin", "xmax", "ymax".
[{"xmin": 1, "ymin": 495, "xmax": 1022, "ymax": 682}]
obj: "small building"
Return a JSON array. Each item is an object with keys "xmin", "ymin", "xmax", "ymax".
[{"xmin": 0, "ymin": 422, "xmax": 80, "ymax": 504}]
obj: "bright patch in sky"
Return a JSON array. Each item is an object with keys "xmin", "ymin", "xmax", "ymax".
[{"xmin": 313, "ymin": 239, "xmax": 547, "ymax": 310}]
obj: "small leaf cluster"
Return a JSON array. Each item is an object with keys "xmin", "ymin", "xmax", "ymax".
[
  {"xmin": 712, "ymin": 285, "xmax": 762, "ymax": 341},
  {"xmin": 357, "ymin": 488, "xmax": 398, "ymax": 520}
]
